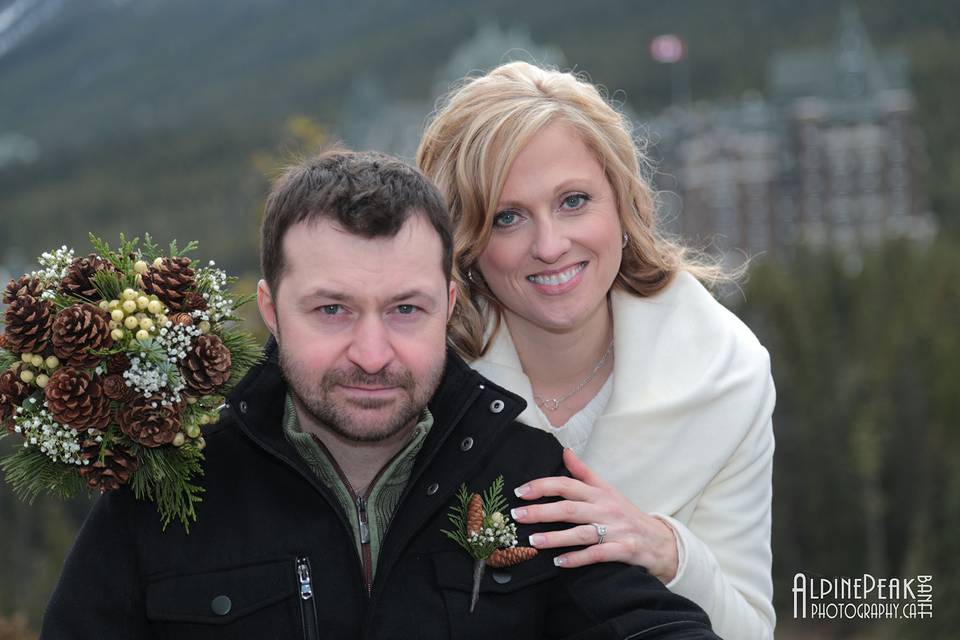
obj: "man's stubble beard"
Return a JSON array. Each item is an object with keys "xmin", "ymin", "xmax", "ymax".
[{"xmin": 278, "ymin": 344, "xmax": 445, "ymax": 443}]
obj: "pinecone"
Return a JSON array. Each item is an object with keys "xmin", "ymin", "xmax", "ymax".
[
  {"xmin": 60, "ymin": 254, "xmax": 115, "ymax": 302},
  {"xmin": 0, "ymin": 369, "xmax": 31, "ymax": 431},
  {"xmin": 486, "ymin": 547, "xmax": 538, "ymax": 568},
  {"xmin": 467, "ymin": 493, "xmax": 484, "ymax": 536},
  {"xmin": 106, "ymin": 352, "xmax": 130, "ymax": 375},
  {"xmin": 186, "ymin": 291, "xmax": 208, "ymax": 312},
  {"xmin": 78, "ymin": 436, "xmax": 139, "ymax": 492},
  {"xmin": 141, "ymin": 257, "xmax": 197, "ymax": 312},
  {"xmin": 3, "ymin": 275, "xmax": 44, "ymax": 304},
  {"xmin": 181, "ymin": 334, "xmax": 231, "ymax": 395},
  {"xmin": 51, "ymin": 303, "xmax": 113, "ymax": 368},
  {"xmin": 169, "ymin": 312, "xmax": 194, "ymax": 326},
  {"xmin": 102, "ymin": 374, "xmax": 133, "ymax": 401},
  {"xmin": 3, "ymin": 294, "xmax": 55, "ymax": 355},
  {"xmin": 44, "ymin": 367, "xmax": 113, "ymax": 430},
  {"xmin": 117, "ymin": 395, "xmax": 182, "ymax": 447}
]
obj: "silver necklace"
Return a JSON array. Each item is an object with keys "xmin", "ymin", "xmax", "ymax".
[{"xmin": 534, "ymin": 339, "xmax": 614, "ymax": 412}]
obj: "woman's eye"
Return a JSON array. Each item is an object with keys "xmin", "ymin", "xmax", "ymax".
[
  {"xmin": 561, "ymin": 193, "xmax": 589, "ymax": 210},
  {"xmin": 492, "ymin": 211, "xmax": 520, "ymax": 228}
]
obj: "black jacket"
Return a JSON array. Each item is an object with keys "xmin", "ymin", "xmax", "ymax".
[{"xmin": 42, "ymin": 343, "xmax": 718, "ymax": 639}]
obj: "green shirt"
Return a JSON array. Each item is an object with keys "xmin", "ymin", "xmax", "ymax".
[{"xmin": 282, "ymin": 394, "xmax": 433, "ymax": 576}]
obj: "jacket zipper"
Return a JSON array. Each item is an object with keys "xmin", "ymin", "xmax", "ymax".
[
  {"xmin": 356, "ymin": 494, "xmax": 374, "ymax": 597},
  {"xmin": 296, "ymin": 557, "xmax": 319, "ymax": 640}
]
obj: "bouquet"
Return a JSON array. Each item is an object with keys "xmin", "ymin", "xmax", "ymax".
[{"xmin": 0, "ymin": 234, "xmax": 261, "ymax": 530}]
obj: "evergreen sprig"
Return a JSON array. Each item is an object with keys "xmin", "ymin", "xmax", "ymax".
[
  {"xmin": 168, "ymin": 239, "xmax": 199, "ymax": 258},
  {"xmin": 0, "ymin": 440, "xmax": 86, "ymax": 502},
  {"xmin": 442, "ymin": 483, "xmax": 476, "ymax": 557},
  {"xmin": 0, "ymin": 349, "xmax": 16, "ymax": 372},
  {"xmin": 130, "ymin": 445, "xmax": 205, "ymax": 531},
  {"xmin": 141, "ymin": 233, "xmax": 162, "ymax": 263},
  {"xmin": 219, "ymin": 328, "xmax": 264, "ymax": 391},
  {"xmin": 90, "ymin": 269, "xmax": 124, "ymax": 302}
]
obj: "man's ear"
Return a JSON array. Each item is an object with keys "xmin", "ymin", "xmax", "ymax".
[
  {"xmin": 446, "ymin": 279, "xmax": 457, "ymax": 323},
  {"xmin": 257, "ymin": 279, "xmax": 279, "ymax": 338}
]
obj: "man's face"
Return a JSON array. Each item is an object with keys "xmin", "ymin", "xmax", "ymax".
[{"xmin": 257, "ymin": 215, "xmax": 455, "ymax": 443}]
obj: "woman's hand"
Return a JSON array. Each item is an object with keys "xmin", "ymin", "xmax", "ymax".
[{"xmin": 511, "ymin": 448, "xmax": 679, "ymax": 584}]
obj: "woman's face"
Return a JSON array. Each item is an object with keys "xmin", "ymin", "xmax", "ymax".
[{"xmin": 476, "ymin": 122, "xmax": 624, "ymax": 336}]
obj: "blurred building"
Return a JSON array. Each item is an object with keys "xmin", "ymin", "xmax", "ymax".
[{"xmin": 649, "ymin": 5, "xmax": 936, "ymax": 260}]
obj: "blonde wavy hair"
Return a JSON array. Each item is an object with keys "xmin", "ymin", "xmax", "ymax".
[{"xmin": 417, "ymin": 61, "xmax": 724, "ymax": 359}]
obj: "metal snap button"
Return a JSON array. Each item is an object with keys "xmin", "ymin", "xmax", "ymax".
[
  {"xmin": 211, "ymin": 595, "xmax": 232, "ymax": 616},
  {"xmin": 460, "ymin": 437, "xmax": 474, "ymax": 452},
  {"xmin": 492, "ymin": 570, "xmax": 512, "ymax": 584},
  {"xmin": 238, "ymin": 401, "xmax": 248, "ymax": 414},
  {"xmin": 478, "ymin": 384, "xmax": 485, "ymax": 389},
  {"xmin": 426, "ymin": 483, "xmax": 439, "ymax": 495},
  {"xmin": 489, "ymin": 399, "xmax": 504, "ymax": 413}
]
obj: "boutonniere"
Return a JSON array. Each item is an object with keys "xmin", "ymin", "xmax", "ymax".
[{"xmin": 442, "ymin": 475, "xmax": 538, "ymax": 612}]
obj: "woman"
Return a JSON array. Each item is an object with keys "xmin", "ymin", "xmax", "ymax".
[{"xmin": 417, "ymin": 61, "xmax": 776, "ymax": 639}]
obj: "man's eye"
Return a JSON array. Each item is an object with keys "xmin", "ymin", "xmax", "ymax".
[
  {"xmin": 395, "ymin": 304, "xmax": 418, "ymax": 315},
  {"xmin": 319, "ymin": 304, "xmax": 341, "ymax": 315}
]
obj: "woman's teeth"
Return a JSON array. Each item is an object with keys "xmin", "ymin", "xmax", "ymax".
[{"xmin": 527, "ymin": 262, "xmax": 586, "ymax": 286}]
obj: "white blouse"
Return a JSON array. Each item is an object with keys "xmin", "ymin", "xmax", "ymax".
[{"xmin": 532, "ymin": 374, "xmax": 613, "ymax": 456}]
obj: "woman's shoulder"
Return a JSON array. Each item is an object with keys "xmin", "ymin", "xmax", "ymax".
[{"xmin": 612, "ymin": 271, "xmax": 771, "ymax": 388}]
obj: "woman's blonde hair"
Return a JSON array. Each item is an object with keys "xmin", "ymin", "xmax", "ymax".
[{"xmin": 417, "ymin": 61, "xmax": 724, "ymax": 359}]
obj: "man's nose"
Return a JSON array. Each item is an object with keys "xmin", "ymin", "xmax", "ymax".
[
  {"xmin": 531, "ymin": 219, "xmax": 571, "ymax": 264},
  {"xmin": 346, "ymin": 316, "xmax": 395, "ymax": 374}
]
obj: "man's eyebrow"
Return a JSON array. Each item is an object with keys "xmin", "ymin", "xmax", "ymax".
[{"xmin": 301, "ymin": 289, "xmax": 435, "ymax": 304}]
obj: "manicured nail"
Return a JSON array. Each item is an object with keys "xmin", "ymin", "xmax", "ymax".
[
  {"xmin": 553, "ymin": 556, "xmax": 567, "ymax": 567},
  {"xmin": 510, "ymin": 507, "xmax": 527, "ymax": 520},
  {"xmin": 529, "ymin": 534, "xmax": 545, "ymax": 547},
  {"xmin": 514, "ymin": 485, "xmax": 530, "ymax": 497}
]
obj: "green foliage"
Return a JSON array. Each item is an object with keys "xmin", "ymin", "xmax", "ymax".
[
  {"xmin": 0, "ymin": 440, "xmax": 86, "ymax": 503},
  {"xmin": 129, "ymin": 445, "xmax": 205, "ymax": 532},
  {"xmin": 90, "ymin": 269, "xmax": 123, "ymax": 303},
  {"xmin": 442, "ymin": 476, "xmax": 512, "ymax": 561},
  {"xmin": 140, "ymin": 233, "xmax": 163, "ymax": 263},
  {"xmin": 481, "ymin": 475, "xmax": 508, "ymax": 516},
  {"xmin": 219, "ymin": 327, "xmax": 264, "ymax": 391},
  {"xmin": 0, "ymin": 350, "xmax": 16, "ymax": 372},
  {"xmin": 168, "ymin": 240, "xmax": 199, "ymax": 258},
  {"xmin": 442, "ymin": 483, "xmax": 476, "ymax": 557}
]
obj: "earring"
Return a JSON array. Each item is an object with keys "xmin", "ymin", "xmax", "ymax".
[
  {"xmin": 467, "ymin": 268, "xmax": 479, "ymax": 284},
  {"xmin": 622, "ymin": 232, "xmax": 629, "ymax": 248}
]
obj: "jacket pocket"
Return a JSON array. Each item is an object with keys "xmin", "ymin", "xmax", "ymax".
[
  {"xmin": 431, "ymin": 550, "xmax": 557, "ymax": 638},
  {"xmin": 146, "ymin": 557, "xmax": 302, "ymax": 639}
]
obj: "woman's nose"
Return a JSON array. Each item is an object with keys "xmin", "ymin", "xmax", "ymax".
[{"xmin": 531, "ymin": 219, "xmax": 571, "ymax": 264}]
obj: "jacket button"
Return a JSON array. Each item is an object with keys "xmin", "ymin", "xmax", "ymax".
[
  {"xmin": 478, "ymin": 384, "xmax": 485, "ymax": 390},
  {"xmin": 238, "ymin": 401, "xmax": 248, "ymax": 414},
  {"xmin": 489, "ymin": 399, "xmax": 504, "ymax": 413},
  {"xmin": 426, "ymin": 483, "xmax": 439, "ymax": 495},
  {"xmin": 492, "ymin": 570, "xmax": 512, "ymax": 584},
  {"xmin": 211, "ymin": 595, "xmax": 232, "ymax": 616},
  {"xmin": 460, "ymin": 437, "xmax": 474, "ymax": 452}
]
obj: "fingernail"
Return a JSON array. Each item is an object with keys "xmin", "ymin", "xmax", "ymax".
[
  {"xmin": 529, "ymin": 534, "xmax": 545, "ymax": 547},
  {"xmin": 510, "ymin": 507, "xmax": 527, "ymax": 520},
  {"xmin": 514, "ymin": 485, "xmax": 529, "ymax": 497},
  {"xmin": 553, "ymin": 556, "xmax": 567, "ymax": 567}
]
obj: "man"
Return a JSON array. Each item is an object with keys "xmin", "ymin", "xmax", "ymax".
[{"xmin": 42, "ymin": 150, "xmax": 718, "ymax": 638}]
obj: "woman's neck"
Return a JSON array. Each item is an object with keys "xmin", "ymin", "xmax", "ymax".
[{"xmin": 502, "ymin": 299, "xmax": 614, "ymax": 425}]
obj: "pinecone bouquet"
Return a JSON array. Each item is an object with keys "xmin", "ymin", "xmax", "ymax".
[{"xmin": 0, "ymin": 234, "xmax": 262, "ymax": 531}]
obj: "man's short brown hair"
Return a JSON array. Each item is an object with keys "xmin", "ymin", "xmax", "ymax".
[{"xmin": 260, "ymin": 149, "xmax": 453, "ymax": 294}]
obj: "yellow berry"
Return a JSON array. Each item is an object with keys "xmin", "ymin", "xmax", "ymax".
[
  {"xmin": 122, "ymin": 288, "xmax": 138, "ymax": 301},
  {"xmin": 45, "ymin": 356, "xmax": 59, "ymax": 369},
  {"xmin": 153, "ymin": 257, "xmax": 163, "ymax": 267},
  {"xmin": 196, "ymin": 436, "xmax": 207, "ymax": 450},
  {"xmin": 198, "ymin": 320, "xmax": 211, "ymax": 334},
  {"xmin": 36, "ymin": 374, "xmax": 49, "ymax": 388},
  {"xmin": 157, "ymin": 315, "xmax": 169, "ymax": 327},
  {"xmin": 199, "ymin": 414, "xmax": 211, "ymax": 425},
  {"xmin": 108, "ymin": 299, "xmax": 120, "ymax": 310},
  {"xmin": 98, "ymin": 300, "xmax": 110, "ymax": 310},
  {"xmin": 173, "ymin": 432, "xmax": 186, "ymax": 447},
  {"xmin": 20, "ymin": 352, "xmax": 33, "ymax": 363},
  {"xmin": 19, "ymin": 370, "xmax": 34, "ymax": 384},
  {"xmin": 135, "ymin": 329, "xmax": 150, "ymax": 341},
  {"xmin": 186, "ymin": 424, "xmax": 201, "ymax": 439},
  {"xmin": 186, "ymin": 396, "xmax": 198, "ymax": 405},
  {"xmin": 111, "ymin": 309, "xmax": 125, "ymax": 322},
  {"xmin": 139, "ymin": 318, "xmax": 154, "ymax": 331},
  {"xmin": 30, "ymin": 355, "xmax": 43, "ymax": 368},
  {"xmin": 124, "ymin": 316, "xmax": 139, "ymax": 330},
  {"xmin": 111, "ymin": 328, "xmax": 125, "ymax": 341},
  {"xmin": 134, "ymin": 260, "xmax": 149, "ymax": 274},
  {"xmin": 121, "ymin": 300, "xmax": 137, "ymax": 314},
  {"xmin": 147, "ymin": 300, "xmax": 163, "ymax": 315},
  {"xmin": 136, "ymin": 296, "xmax": 150, "ymax": 310}
]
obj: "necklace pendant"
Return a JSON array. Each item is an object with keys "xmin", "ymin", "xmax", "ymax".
[{"xmin": 544, "ymin": 398, "xmax": 561, "ymax": 412}]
